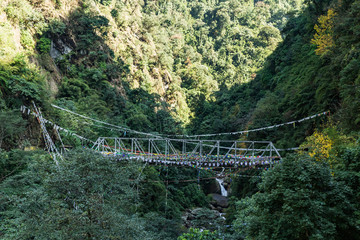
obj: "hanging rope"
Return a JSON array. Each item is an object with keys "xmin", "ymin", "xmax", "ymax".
[
  {"xmin": 51, "ymin": 104, "xmax": 163, "ymax": 138},
  {"xmin": 159, "ymin": 111, "xmax": 330, "ymax": 138},
  {"xmin": 51, "ymin": 105, "xmax": 329, "ymax": 139},
  {"xmin": 21, "ymin": 106, "xmax": 95, "ymax": 144}
]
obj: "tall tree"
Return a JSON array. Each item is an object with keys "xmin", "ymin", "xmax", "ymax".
[
  {"xmin": 234, "ymin": 156, "xmax": 359, "ymax": 240},
  {"xmin": 0, "ymin": 110, "xmax": 26, "ymax": 149},
  {"xmin": 0, "ymin": 149, "xmax": 152, "ymax": 239}
]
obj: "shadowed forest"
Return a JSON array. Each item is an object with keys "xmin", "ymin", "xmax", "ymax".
[{"xmin": 1, "ymin": 0, "xmax": 360, "ymax": 239}]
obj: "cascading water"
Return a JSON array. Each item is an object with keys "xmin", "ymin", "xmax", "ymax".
[{"xmin": 215, "ymin": 178, "xmax": 228, "ymax": 197}]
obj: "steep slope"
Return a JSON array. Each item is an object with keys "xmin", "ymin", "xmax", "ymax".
[
  {"xmin": 192, "ymin": 0, "xmax": 360, "ymax": 149},
  {"xmin": 0, "ymin": 0, "xmax": 301, "ymax": 127},
  {"xmin": 254, "ymin": 0, "xmax": 360, "ymax": 142}
]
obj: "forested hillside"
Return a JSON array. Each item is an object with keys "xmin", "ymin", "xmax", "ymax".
[
  {"xmin": 191, "ymin": 0, "xmax": 360, "ymax": 148},
  {"xmin": 0, "ymin": 0, "xmax": 302, "ymax": 130},
  {"xmin": 1, "ymin": 0, "xmax": 360, "ymax": 239}
]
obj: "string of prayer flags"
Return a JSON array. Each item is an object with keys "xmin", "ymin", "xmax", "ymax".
[
  {"xmin": 51, "ymin": 104, "xmax": 163, "ymax": 138},
  {"xmin": 21, "ymin": 105, "xmax": 95, "ymax": 144},
  {"xmin": 160, "ymin": 111, "xmax": 330, "ymax": 138}
]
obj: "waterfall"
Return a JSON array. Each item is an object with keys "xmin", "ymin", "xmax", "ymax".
[{"xmin": 215, "ymin": 178, "xmax": 228, "ymax": 197}]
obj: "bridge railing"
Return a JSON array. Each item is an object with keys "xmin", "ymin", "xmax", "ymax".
[{"xmin": 92, "ymin": 137, "xmax": 282, "ymax": 162}]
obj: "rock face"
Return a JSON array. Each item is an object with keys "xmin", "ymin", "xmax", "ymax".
[
  {"xmin": 204, "ymin": 180, "xmax": 221, "ymax": 195},
  {"xmin": 50, "ymin": 39, "xmax": 73, "ymax": 60},
  {"xmin": 182, "ymin": 208, "xmax": 225, "ymax": 231},
  {"xmin": 181, "ymin": 180, "xmax": 230, "ymax": 231},
  {"xmin": 211, "ymin": 193, "xmax": 229, "ymax": 208}
]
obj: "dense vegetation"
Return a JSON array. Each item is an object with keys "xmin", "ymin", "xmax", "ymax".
[
  {"xmin": 1, "ymin": 0, "xmax": 360, "ymax": 239},
  {"xmin": 191, "ymin": 0, "xmax": 360, "ymax": 148}
]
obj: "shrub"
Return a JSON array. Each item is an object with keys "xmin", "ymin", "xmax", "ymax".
[
  {"xmin": 111, "ymin": 8, "xmax": 119, "ymax": 18},
  {"xmin": 36, "ymin": 36, "xmax": 51, "ymax": 54},
  {"xmin": 20, "ymin": 29, "xmax": 35, "ymax": 50}
]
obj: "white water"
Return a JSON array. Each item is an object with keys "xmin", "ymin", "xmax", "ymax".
[{"xmin": 216, "ymin": 178, "xmax": 228, "ymax": 197}]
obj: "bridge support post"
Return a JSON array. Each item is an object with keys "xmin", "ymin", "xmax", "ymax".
[
  {"xmin": 182, "ymin": 140, "xmax": 186, "ymax": 160},
  {"xmin": 165, "ymin": 140, "xmax": 169, "ymax": 159},
  {"xmin": 131, "ymin": 138, "xmax": 134, "ymax": 154},
  {"xmin": 252, "ymin": 141, "xmax": 255, "ymax": 162},
  {"xmin": 235, "ymin": 141, "xmax": 237, "ymax": 158}
]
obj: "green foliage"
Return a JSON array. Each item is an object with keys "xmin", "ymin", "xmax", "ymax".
[
  {"xmin": 20, "ymin": 29, "xmax": 35, "ymax": 50},
  {"xmin": 0, "ymin": 149, "xmax": 152, "ymax": 239},
  {"xmin": 0, "ymin": 150, "xmax": 215, "ymax": 239},
  {"xmin": 4, "ymin": 0, "xmax": 46, "ymax": 33},
  {"xmin": 234, "ymin": 156, "xmax": 359, "ymax": 240},
  {"xmin": 0, "ymin": 110, "xmax": 26, "ymax": 150},
  {"xmin": 164, "ymin": 167, "xmax": 210, "ymax": 210},
  {"xmin": 52, "ymin": 0, "xmax": 62, "ymax": 8},
  {"xmin": 45, "ymin": 4, "xmax": 182, "ymax": 140},
  {"xmin": 143, "ymin": 212, "xmax": 182, "ymax": 240},
  {"xmin": 2, "ymin": 1, "xmax": 360, "ymax": 239},
  {"xmin": 138, "ymin": 167, "xmax": 167, "ymax": 213},
  {"xmin": 69, "ymin": 9, "xmax": 110, "ymax": 51},
  {"xmin": 0, "ymin": 23, "xmax": 19, "ymax": 62},
  {"xmin": 230, "ymin": 168, "xmax": 262, "ymax": 199},
  {"xmin": 0, "ymin": 149, "xmax": 32, "ymax": 182},
  {"xmin": 335, "ymin": 145, "xmax": 360, "ymax": 233},
  {"xmin": 138, "ymin": 166, "xmax": 209, "ymax": 220},
  {"xmin": 58, "ymin": 77, "xmax": 92, "ymax": 99},
  {"xmin": 186, "ymin": 208, "xmax": 225, "ymax": 232},
  {"xmin": 36, "ymin": 36, "xmax": 51, "ymax": 54},
  {"xmin": 0, "ymin": 56, "xmax": 46, "ymax": 107},
  {"xmin": 48, "ymin": 19, "xmax": 66, "ymax": 36},
  {"xmin": 181, "ymin": 183, "xmax": 208, "ymax": 207},
  {"xmin": 192, "ymin": 0, "xmax": 360, "ymax": 149},
  {"xmin": 1, "ymin": 0, "xmax": 306, "ymax": 133},
  {"xmin": 111, "ymin": 8, "xmax": 119, "ymax": 18},
  {"xmin": 304, "ymin": 0, "xmax": 332, "ymax": 15},
  {"xmin": 178, "ymin": 228, "xmax": 220, "ymax": 240},
  {"xmin": 93, "ymin": 0, "xmax": 112, "ymax": 6}
]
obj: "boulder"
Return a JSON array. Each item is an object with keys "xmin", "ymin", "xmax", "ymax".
[
  {"xmin": 204, "ymin": 180, "xmax": 221, "ymax": 194},
  {"xmin": 211, "ymin": 193, "xmax": 229, "ymax": 208},
  {"xmin": 50, "ymin": 39, "xmax": 73, "ymax": 60},
  {"xmin": 181, "ymin": 208, "xmax": 225, "ymax": 231}
]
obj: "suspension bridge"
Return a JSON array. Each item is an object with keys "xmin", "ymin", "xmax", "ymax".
[
  {"xmin": 21, "ymin": 103, "xmax": 329, "ymax": 170},
  {"xmin": 93, "ymin": 137, "xmax": 281, "ymax": 169}
]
